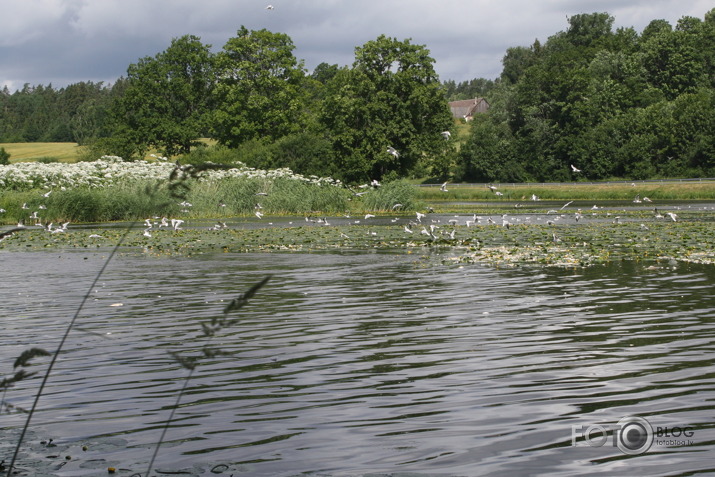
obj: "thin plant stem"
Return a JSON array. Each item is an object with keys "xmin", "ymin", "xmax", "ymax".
[
  {"xmin": 144, "ymin": 367, "xmax": 196, "ymax": 476},
  {"xmin": 144, "ymin": 274, "xmax": 271, "ymax": 476},
  {"xmin": 6, "ymin": 222, "xmax": 137, "ymax": 477}
]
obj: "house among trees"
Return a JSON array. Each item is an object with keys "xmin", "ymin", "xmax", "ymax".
[{"xmin": 448, "ymin": 97, "xmax": 489, "ymax": 120}]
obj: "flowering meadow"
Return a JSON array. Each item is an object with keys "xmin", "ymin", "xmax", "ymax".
[
  {"xmin": 0, "ymin": 156, "xmax": 342, "ymax": 191},
  {"xmin": 0, "ymin": 156, "xmax": 358, "ymax": 223}
]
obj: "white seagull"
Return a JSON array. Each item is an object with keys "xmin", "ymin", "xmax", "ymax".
[
  {"xmin": 441, "ymin": 131, "xmax": 451, "ymax": 139},
  {"xmin": 571, "ymin": 164, "xmax": 581, "ymax": 172},
  {"xmin": 440, "ymin": 182, "xmax": 449, "ymax": 192},
  {"xmin": 386, "ymin": 146, "xmax": 400, "ymax": 158}
]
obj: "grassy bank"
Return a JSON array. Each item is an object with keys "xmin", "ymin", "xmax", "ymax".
[
  {"xmin": 417, "ymin": 180, "xmax": 715, "ymax": 202},
  {"xmin": 0, "ymin": 158, "xmax": 417, "ymax": 224}
]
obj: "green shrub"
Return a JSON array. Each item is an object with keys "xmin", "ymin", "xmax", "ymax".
[{"xmin": 0, "ymin": 147, "xmax": 10, "ymax": 165}]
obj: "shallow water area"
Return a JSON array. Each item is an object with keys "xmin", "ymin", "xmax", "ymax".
[{"xmin": 2, "ymin": 248, "xmax": 715, "ymax": 476}]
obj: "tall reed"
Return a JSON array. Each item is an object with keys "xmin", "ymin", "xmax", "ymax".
[{"xmin": 2, "ymin": 161, "xmax": 274, "ymax": 476}]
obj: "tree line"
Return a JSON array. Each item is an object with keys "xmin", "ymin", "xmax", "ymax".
[
  {"xmin": 461, "ymin": 10, "xmax": 715, "ymax": 181},
  {"xmin": 2, "ymin": 9, "xmax": 714, "ymax": 183}
]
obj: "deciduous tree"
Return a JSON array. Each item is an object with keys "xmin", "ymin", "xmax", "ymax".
[
  {"xmin": 113, "ymin": 35, "xmax": 214, "ymax": 157},
  {"xmin": 211, "ymin": 27, "xmax": 307, "ymax": 148},
  {"xmin": 320, "ymin": 35, "xmax": 452, "ymax": 182}
]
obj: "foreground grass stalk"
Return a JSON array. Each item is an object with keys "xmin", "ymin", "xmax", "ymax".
[
  {"xmin": 144, "ymin": 275, "xmax": 272, "ymax": 477},
  {"xmin": 5, "ymin": 222, "xmax": 136, "ymax": 477}
]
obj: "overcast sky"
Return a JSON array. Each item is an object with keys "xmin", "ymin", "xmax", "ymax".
[{"xmin": 1, "ymin": 0, "xmax": 712, "ymax": 92}]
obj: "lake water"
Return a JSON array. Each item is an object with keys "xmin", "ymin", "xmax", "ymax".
[{"xmin": 1, "ymin": 248, "xmax": 715, "ymax": 476}]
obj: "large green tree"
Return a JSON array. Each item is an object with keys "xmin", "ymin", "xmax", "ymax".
[
  {"xmin": 113, "ymin": 35, "xmax": 214, "ymax": 157},
  {"xmin": 320, "ymin": 35, "xmax": 452, "ymax": 182},
  {"xmin": 211, "ymin": 26, "xmax": 307, "ymax": 148}
]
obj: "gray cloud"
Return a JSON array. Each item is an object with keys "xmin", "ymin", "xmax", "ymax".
[{"xmin": 1, "ymin": 0, "xmax": 712, "ymax": 91}]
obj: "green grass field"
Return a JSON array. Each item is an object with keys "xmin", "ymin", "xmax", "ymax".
[
  {"xmin": 1, "ymin": 140, "xmax": 220, "ymax": 163},
  {"xmin": 1, "ymin": 142, "xmax": 81, "ymax": 163}
]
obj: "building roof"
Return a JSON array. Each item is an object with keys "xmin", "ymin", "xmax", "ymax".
[{"xmin": 448, "ymin": 97, "xmax": 490, "ymax": 119}]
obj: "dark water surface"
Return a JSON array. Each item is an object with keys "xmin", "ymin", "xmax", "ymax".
[{"xmin": 2, "ymin": 249, "xmax": 715, "ymax": 476}]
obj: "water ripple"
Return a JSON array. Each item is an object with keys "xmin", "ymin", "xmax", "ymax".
[{"xmin": 1, "ymin": 251, "xmax": 714, "ymax": 476}]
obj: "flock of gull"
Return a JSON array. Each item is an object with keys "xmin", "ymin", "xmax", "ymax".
[
  {"xmin": 128, "ymin": 181, "xmax": 688, "ymax": 246},
  {"xmin": 0, "ymin": 149, "xmax": 694, "ymax": 244}
]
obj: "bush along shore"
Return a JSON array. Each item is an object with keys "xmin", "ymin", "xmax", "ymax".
[{"xmin": 0, "ymin": 156, "xmax": 419, "ymax": 224}]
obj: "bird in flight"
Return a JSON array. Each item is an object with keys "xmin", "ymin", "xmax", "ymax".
[
  {"xmin": 266, "ymin": 5, "xmax": 274, "ymax": 10},
  {"xmin": 387, "ymin": 146, "xmax": 400, "ymax": 158},
  {"xmin": 571, "ymin": 164, "xmax": 581, "ymax": 172},
  {"xmin": 440, "ymin": 182, "xmax": 449, "ymax": 192},
  {"xmin": 441, "ymin": 131, "xmax": 451, "ymax": 139}
]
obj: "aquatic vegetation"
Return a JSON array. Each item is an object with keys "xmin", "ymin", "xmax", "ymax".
[{"xmin": 3, "ymin": 213, "xmax": 713, "ymax": 268}]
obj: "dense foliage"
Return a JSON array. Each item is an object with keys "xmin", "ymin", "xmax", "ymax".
[
  {"xmin": 459, "ymin": 10, "xmax": 715, "ymax": 181},
  {"xmin": 2, "ymin": 9, "xmax": 715, "ymax": 183},
  {"xmin": 0, "ymin": 80, "xmax": 124, "ymax": 144}
]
